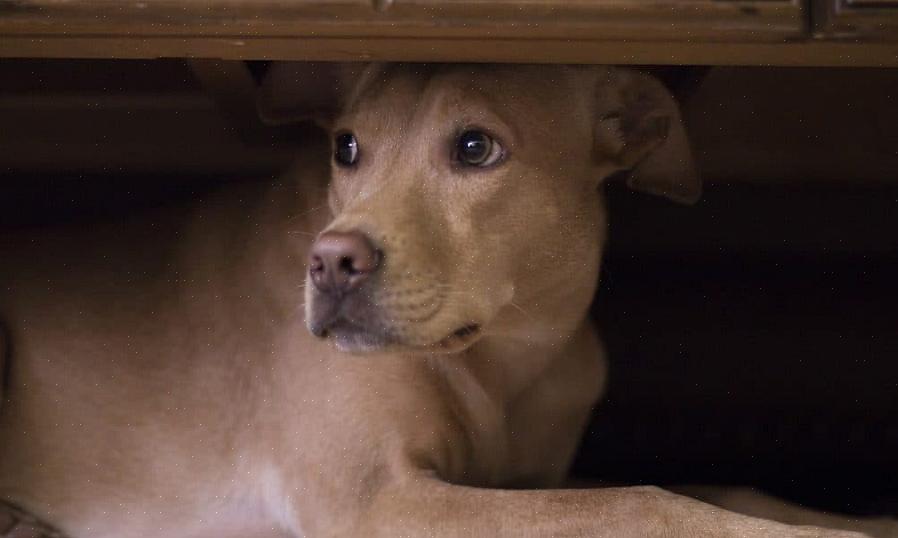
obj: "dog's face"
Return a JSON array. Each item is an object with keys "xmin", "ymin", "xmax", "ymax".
[{"xmin": 260, "ymin": 64, "xmax": 698, "ymax": 353}]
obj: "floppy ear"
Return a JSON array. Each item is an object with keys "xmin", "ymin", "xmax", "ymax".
[
  {"xmin": 594, "ymin": 69, "xmax": 700, "ymax": 204},
  {"xmin": 256, "ymin": 62, "xmax": 364, "ymax": 127}
]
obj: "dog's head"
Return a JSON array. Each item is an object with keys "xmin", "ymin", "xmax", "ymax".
[{"xmin": 260, "ymin": 64, "xmax": 698, "ymax": 353}]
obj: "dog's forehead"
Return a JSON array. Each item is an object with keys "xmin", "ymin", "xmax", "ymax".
[
  {"xmin": 439, "ymin": 64, "xmax": 574, "ymax": 93},
  {"xmin": 433, "ymin": 66, "xmax": 579, "ymax": 118},
  {"xmin": 334, "ymin": 65, "xmax": 422, "ymax": 129},
  {"xmin": 340, "ymin": 64, "xmax": 581, "ymax": 128}
]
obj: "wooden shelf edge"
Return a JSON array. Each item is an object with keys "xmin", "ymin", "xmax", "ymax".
[
  {"xmin": 813, "ymin": 0, "xmax": 898, "ymax": 40},
  {"xmin": 0, "ymin": 0, "xmax": 805, "ymax": 40},
  {"xmin": 2, "ymin": 37, "xmax": 897, "ymax": 67}
]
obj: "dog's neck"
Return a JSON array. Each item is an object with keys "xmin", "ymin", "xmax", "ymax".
[{"xmin": 467, "ymin": 301, "xmax": 593, "ymax": 394}]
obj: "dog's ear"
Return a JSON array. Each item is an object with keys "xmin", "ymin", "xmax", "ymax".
[
  {"xmin": 594, "ymin": 69, "xmax": 700, "ymax": 204},
  {"xmin": 256, "ymin": 62, "xmax": 364, "ymax": 127}
]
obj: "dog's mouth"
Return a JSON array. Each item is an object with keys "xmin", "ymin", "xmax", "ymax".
[
  {"xmin": 313, "ymin": 318, "xmax": 483, "ymax": 354},
  {"xmin": 426, "ymin": 323, "xmax": 482, "ymax": 353},
  {"xmin": 316, "ymin": 318, "xmax": 393, "ymax": 353},
  {"xmin": 307, "ymin": 284, "xmax": 486, "ymax": 354}
]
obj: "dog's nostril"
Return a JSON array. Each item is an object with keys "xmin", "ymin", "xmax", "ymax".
[
  {"xmin": 310, "ymin": 255, "xmax": 325, "ymax": 273},
  {"xmin": 338, "ymin": 256, "xmax": 357, "ymax": 275}
]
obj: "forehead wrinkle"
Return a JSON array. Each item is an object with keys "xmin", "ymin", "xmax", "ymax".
[
  {"xmin": 424, "ymin": 104, "xmax": 519, "ymax": 154},
  {"xmin": 422, "ymin": 70, "xmax": 533, "ymax": 146},
  {"xmin": 343, "ymin": 64, "xmax": 433, "ymax": 116},
  {"xmin": 338, "ymin": 73, "xmax": 435, "ymax": 207},
  {"xmin": 341, "ymin": 65, "xmax": 434, "ymax": 136},
  {"xmin": 438, "ymin": 68, "xmax": 588, "ymax": 159},
  {"xmin": 342, "ymin": 63, "xmax": 389, "ymax": 110}
]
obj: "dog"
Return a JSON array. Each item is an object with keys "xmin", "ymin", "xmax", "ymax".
[{"xmin": 1, "ymin": 63, "xmax": 894, "ymax": 538}]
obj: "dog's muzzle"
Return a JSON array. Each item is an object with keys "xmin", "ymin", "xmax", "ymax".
[
  {"xmin": 305, "ymin": 230, "xmax": 484, "ymax": 353},
  {"xmin": 306, "ymin": 230, "xmax": 391, "ymax": 348}
]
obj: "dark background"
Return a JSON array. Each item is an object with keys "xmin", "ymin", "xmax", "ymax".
[{"xmin": 578, "ymin": 183, "xmax": 898, "ymax": 515}]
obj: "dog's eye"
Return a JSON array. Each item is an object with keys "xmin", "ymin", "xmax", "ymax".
[
  {"xmin": 334, "ymin": 132, "xmax": 359, "ymax": 167},
  {"xmin": 456, "ymin": 130, "xmax": 503, "ymax": 167}
]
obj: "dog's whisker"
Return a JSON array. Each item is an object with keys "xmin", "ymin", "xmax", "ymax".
[
  {"xmin": 287, "ymin": 204, "xmax": 327, "ymax": 223},
  {"xmin": 508, "ymin": 301, "xmax": 535, "ymax": 321}
]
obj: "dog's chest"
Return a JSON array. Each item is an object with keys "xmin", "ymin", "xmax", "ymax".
[
  {"xmin": 432, "ymin": 342, "xmax": 605, "ymax": 488},
  {"xmin": 495, "ymin": 332, "xmax": 607, "ymax": 487},
  {"xmin": 501, "ymin": 387, "xmax": 597, "ymax": 487}
]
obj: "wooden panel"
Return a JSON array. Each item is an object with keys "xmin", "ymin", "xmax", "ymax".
[
  {"xmin": 4, "ymin": 35, "xmax": 898, "ymax": 66},
  {"xmin": 815, "ymin": 0, "xmax": 898, "ymax": 40},
  {"xmin": 0, "ymin": 0, "xmax": 804, "ymax": 41},
  {"xmin": 14, "ymin": 0, "xmax": 892, "ymax": 65}
]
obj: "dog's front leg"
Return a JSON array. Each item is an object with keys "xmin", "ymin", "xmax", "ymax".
[
  {"xmin": 0, "ymin": 322, "xmax": 7, "ymax": 409},
  {"xmin": 338, "ymin": 474, "xmax": 870, "ymax": 538},
  {"xmin": 674, "ymin": 486, "xmax": 898, "ymax": 538}
]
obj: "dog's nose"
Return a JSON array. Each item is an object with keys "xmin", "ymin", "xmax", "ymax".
[{"xmin": 309, "ymin": 231, "xmax": 381, "ymax": 295}]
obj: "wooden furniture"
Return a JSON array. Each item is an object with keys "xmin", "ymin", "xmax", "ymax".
[
  {"xmin": 0, "ymin": 0, "xmax": 896, "ymax": 66},
  {"xmin": 816, "ymin": 0, "xmax": 898, "ymax": 40}
]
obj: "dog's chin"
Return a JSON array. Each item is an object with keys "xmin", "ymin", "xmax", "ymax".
[
  {"xmin": 332, "ymin": 332, "xmax": 391, "ymax": 354},
  {"xmin": 310, "ymin": 319, "xmax": 484, "ymax": 355},
  {"xmin": 310, "ymin": 319, "xmax": 394, "ymax": 354}
]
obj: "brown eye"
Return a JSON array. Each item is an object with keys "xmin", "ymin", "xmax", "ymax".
[
  {"xmin": 334, "ymin": 132, "xmax": 359, "ymax": 167},
  {"xmin": 456, "ymin": 130, "xmax": 503, "ymax": 167}
]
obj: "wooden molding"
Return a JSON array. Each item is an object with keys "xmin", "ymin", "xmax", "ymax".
[
  {"xmin": 2, "ymin": 35, "xmax": 897, "ymax": 67},
  {"xmin": 814, "ymin": 0, "xmax": 898, "ymax": 40},
  {"xmin": 0, "ymin": 0, "xmax": 805, "ymax": 41},
  {"xmin": 0, "ymin": 0, "xmax": 897, "ymax": 65}
]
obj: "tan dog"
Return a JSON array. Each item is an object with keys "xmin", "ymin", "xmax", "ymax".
[{"xmin": 0, "ymin": 63, "xmax": 893, "ymax": 538}]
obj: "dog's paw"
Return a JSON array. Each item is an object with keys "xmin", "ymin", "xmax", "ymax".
[
  {"xmin": 859, "ymin": 517, "xmax": 898, "ymax": 538},
  {"xmin": 792, "ymin": 526, "xmax": 872, "ymax": 538}
]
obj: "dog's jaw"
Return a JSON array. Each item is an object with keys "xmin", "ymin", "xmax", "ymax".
[
  {"xmin": 304, "ymin": 264, "xmax": 499, "ymax": 354},
  {"xmin": 330, "ymin": 324, "xmax": 394, "ymax": 353},
  {"xmin": 424, "ymin": 323, "xmax": 483, "ymax": 353},
  {"xmin": 305, "ymin": 288, "xmax": 487, "ymax": 355},
  {"xmin": 310, "ymin": 317, "xmax": 485, "ymax": 355}
]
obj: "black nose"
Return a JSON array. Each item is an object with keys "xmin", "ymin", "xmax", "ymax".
[{"xmin": 309, "ymin": 231, "xmax": 381, "ymax": 295}]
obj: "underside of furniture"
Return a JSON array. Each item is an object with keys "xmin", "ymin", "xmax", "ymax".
[{"xmin": 1, "ymin": 0, "xmax": 897, "ymax": 66}]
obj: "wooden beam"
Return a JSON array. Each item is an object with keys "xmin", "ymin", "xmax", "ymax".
[
  {"xmin": 814, "ymin": 0, "xmax": 898, "ymax": 40},
  {"xmin": 0, "ymin": 0, "xmax": 896, "ymax": 66},
  {"xmin": 2, "ymin": 36, "xmax": 897, "ymax": 67},
  {"xmin": 0, "ymin": 0, "xmax": 806, "ymax": 42}
]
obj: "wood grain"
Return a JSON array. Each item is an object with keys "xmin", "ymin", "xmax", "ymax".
[
  {"xmin": 0, "ymin": 0, "xmax": 804, "ymax": 41},
  {"xmin": 2, "ymin": 35, "xmax": 898, "ymax": 66},
  {"xmin": 815, "ymin": 0, "xmax": 898, "ymax": 40},
  {"xmin": 0, "ymin": 1, "xmax": 896, "ymax": 66}
]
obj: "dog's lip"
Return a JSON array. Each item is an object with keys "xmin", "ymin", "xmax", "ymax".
[
  {"xmin": 314, "ymin": 319, "xmax": 483, "ymax": 355},
  {"xmin": 424, "ymin": 323, "xmax": 482, "ymax": 353},
  {"xmin": 317, "ymin": 318, "xmax": 395, "ymax": 352}
]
